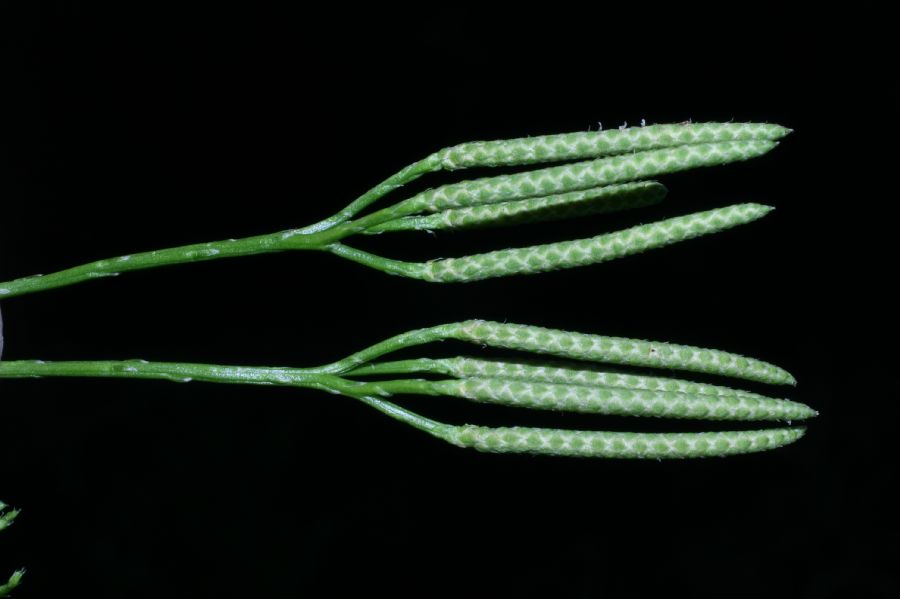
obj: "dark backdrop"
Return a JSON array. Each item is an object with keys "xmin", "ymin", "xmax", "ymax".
[{"xmin": 0, "ymin": 5, "xmax": 892, "ymax": 598}]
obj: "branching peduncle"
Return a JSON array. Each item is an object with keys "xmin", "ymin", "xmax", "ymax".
[
  {"xmin": 0, "ymin": 319, "xmax": 815, "ymax": 458},
  {"xmin": 0, "ymin": 122, "xmax": 790, "ymax": 297}
]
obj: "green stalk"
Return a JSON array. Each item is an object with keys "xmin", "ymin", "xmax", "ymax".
[
  {"xmin": 294, "ymin": 154, "xmax": 443, "ymax": 233},
  {"xmin": 0, "ymin": 231, "xmax": 318, "ymax": 299},
  {"xmin": 0, "ymin": 359, "xmax": 327, "ymax": 385},
  {"xmin": 0, "ymin": 359, "xmax": 439, "ymax": 402},
  {"xmin": 350, "ymin": 396, "xmax": 448, "ymax": 437}
]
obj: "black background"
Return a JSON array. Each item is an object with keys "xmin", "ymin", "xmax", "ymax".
[{"xmin": 0, "ymin": 5, "xmax": 893, "ymax": 598}]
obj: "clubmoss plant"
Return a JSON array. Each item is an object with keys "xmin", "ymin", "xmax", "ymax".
[
  {"xmin": 0, "ymin": 502, "xmax": 23, "ymax": 597},
  {"xmin": 0, "ymin": 320, "xmax": 815, "ymax": 459},
  {"xmin": 0, "ymin": 121, "xmax": 803, "ymax": 595},
  {"xmin": 0, "ymin": 122, "xmax": 788, "ymax": 297}
]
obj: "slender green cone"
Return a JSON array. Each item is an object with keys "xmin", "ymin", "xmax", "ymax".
[
  {"xmin": 441, "ymin": 320, "xmax": 796, "ymax": 385},
  {"xmin": 366, "ymin": 181, "xmax": 666, "ymax": 233},
  {"xmin": 437, "ymin": 122, "xmax": 791, "ymax": 170},
  {"xmin": 418, "ymin": 203, "xmax": 772, "ymax": 283},
  {"xmin": 349, "ymin": 396, "xmax": 808, "ymax": 460},
  {"xmin": 398, "ymin": 140, "xmax": 778, "ymax": 214},
  {"xmin": 438, "ymin": 357, "xmax": 775, "ymax": 399},
  {"xmin": 430, "ymin": 377, "xmax": 814, "ymax": 421},
  {"xmin": 330, "ymin": 321, "xmax": 796, "ymax": 387},
  {"xmin": 443, "ymin": 425, "xmax": 806, "ymax": 458}
]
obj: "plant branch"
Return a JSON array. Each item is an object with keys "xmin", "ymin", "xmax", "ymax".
[{"xmin": 0, "ymin": 123, "xmax": 790, "ymax": 298}]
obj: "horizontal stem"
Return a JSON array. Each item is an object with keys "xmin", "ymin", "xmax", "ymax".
[
  {"xmin": 0, "ymin": 359, "xmax": 328, "ymax": 386},
  {"xmin": 0, "ymin": 361, "xmax": 444, "ymax": 445},
  {"xmin": 0, "ymin": 358, "xmax": 452, "ymax": 442},
  {"xmin": 0, "ymin": 358, "xmax": 447, "ymax": 399},
  {"xmin": 0, "ymin": 200, "xmax": 421, "ymax": 299}
]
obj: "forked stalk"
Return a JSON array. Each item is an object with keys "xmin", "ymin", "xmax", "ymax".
[
  {"xmin": 0, "ymin": 123, "xmax": 789, "ymax": 298},
  {"xmin": 0, "ymin": 320, "xmax": 815, "ymax": 459}
]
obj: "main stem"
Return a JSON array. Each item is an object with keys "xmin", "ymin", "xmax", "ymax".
[
  {"xmin": 0, "ymin": 359, "xmax": 449, "ymax": 436},
  {"xmin": 0, "ymin": 358, "xmax": 449, "ymax": 395},
  {"xmin": 0, "ymin": 151, "xmax": 438, "ymax": 299},
  {"xmin": 0, "ymin": 182, "xmax": 429, "ymax": 299},
  {"xmin": 0, "ymin": 230, "xmax": 313, "ymax": 299},
  {"xmin": 0, "ymin": 359, "xmax": 331, "ymax": 387}
]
